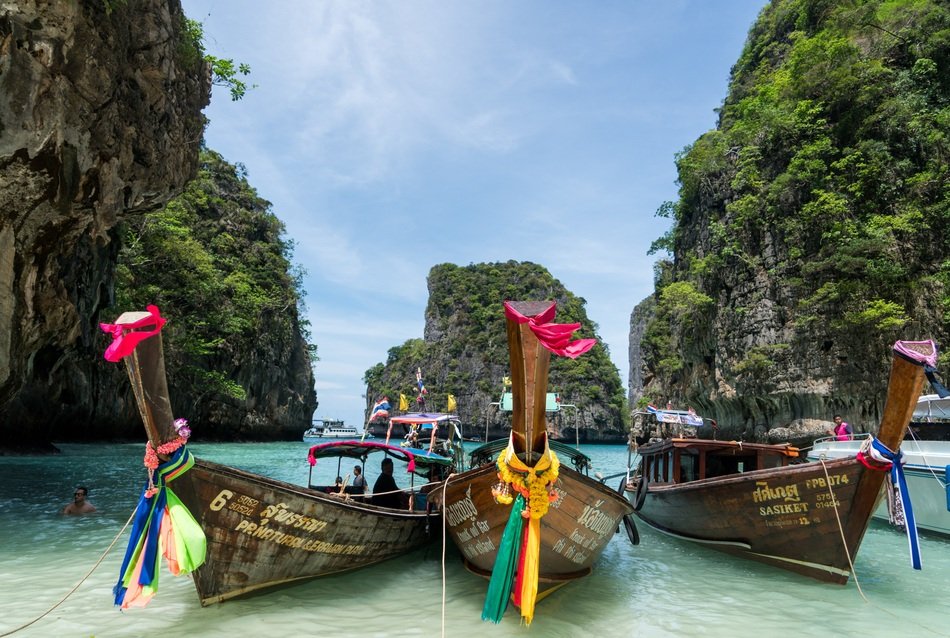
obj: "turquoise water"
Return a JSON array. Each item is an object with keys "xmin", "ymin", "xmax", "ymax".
[{"xmin": 0, "ymin": 442, "xmax": 947, "ymax": 637}]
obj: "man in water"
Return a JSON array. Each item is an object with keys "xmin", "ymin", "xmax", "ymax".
[{"xmin": 62, "ymin": 486, "xmax": 97, "ymax": 515}]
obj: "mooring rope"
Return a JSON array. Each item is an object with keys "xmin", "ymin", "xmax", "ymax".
[
  {"xmin": 440, "ymin": 473, "xmax": 457, "ymax": 638},
  {"xmin": 904, "ymin": 428, "xmax": 948, "ymax": 488},
  {"xmin": 818, "ymin": 458, "xmax": 867, "ymax": 602},
  {"xmin": 819, "ymin": 459, "xmax": 944, "ymax": 636},
  {"xmin": 0, "ymin": 510, "xmax": 135, "ymax": 637}
]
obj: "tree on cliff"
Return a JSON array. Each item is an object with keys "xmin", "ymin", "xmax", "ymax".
[
  {"xmin": 114, "ymin": 148, "xmax": 317, "ymax": 439},
  {"xmin": 641, "ymin": 0, "xmax": 949, "ymax": 428},
  {"xmin": 364, "ymin": 261, "xmax": 628, "ymax": 438}
]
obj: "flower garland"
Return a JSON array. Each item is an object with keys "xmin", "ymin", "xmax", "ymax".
[
  {"xmin": 495, "ymin": 451, "xmax": 560, "ymax": 519},
  {"xmin": 143, "ymin": 419, "xmax": 192, "ymax": 494}
]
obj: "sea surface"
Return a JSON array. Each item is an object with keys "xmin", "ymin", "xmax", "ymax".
[{"xmin": 1, "ymin": 442, "xmax": 947, "ymax": 638}]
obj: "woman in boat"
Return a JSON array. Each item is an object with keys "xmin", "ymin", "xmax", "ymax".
[{"xmin": 827, "ymin": 414, "xmax": 852, "ymax": 441}]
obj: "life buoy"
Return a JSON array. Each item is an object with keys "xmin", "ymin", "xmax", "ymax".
[
  {"xmin": 616, "ymin": 477, "xmax": 640, "ymax": 545},
  {"xmin": 633, "ymin": 474, "xmax": 648, "ymax": 511}
]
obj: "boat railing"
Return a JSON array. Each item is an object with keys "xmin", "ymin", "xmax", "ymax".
[
  {"xmin": 812, "ymin": 432, "xmax": 872, "ymax": 446},
  {"xmin": 468, "ymin": 438, "xmax": 593, "ymax": 473}
]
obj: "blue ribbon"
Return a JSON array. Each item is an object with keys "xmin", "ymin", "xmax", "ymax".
[
  {"xmin": 113, "ymin": 446, "xmax": 194, "ymax": 605},
  {"xmin": 869, "ymin": 438, "xmax": 921, "ymax": 570}
]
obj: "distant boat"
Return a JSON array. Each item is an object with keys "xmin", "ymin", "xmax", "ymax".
[
  {"xmin": 317, "ymin": 424, "xmax": 361, "ymax": 439},
  {"xmin": 101, "ymin": 308, "xmax": 458, "ymax": 607},
  {"xmin": 908, "ymin": 393, "xmax": 950, "ymax": 441},
  {"xmin": 625, "ymin": 340, "xmax": 937, "ymax": 584},
  {"xmin": 385, "ymin": 412, "xmax": 465, "ymax": 469},
  {"xmin": 808, "ymin": 392, "xmax": 950, "ymax": 538},
  {"xmin": 303, "ymin": 419, "xmax": 359, "ymax": 441}
]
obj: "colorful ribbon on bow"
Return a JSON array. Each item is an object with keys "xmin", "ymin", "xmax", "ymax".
[
  {"xmin": 857, "ymin": 437, "xmax": 921, "ymax": 570},
  {"xmin": 503, "ymin": 301, "xmax": 596, "ymax": 359},
  {"xmin": 113, "ymin": 446, "xmax": 207, "ymax": 608},
  {"xmin": 99, "ymin": 305, "xmax": 166, "ymax": 362},
  {"xmin": 482, "ymin": 434, "xmax": 559, "ymax": 625}
]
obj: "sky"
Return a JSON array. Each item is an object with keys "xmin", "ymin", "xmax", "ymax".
[{"xmin": 180, "ymin": 0, "xmax": 769, "ymax": 432}]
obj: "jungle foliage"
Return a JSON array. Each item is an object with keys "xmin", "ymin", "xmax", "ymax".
[
  {"xmin": 644, "ymin": 0, "xmax": 950, "ymax": 391},
  {"xmin": 114, "ymin": 148, "xmax": 314, "ymax": 414}
]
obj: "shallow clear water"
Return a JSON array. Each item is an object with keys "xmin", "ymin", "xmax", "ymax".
[{"xmin": 1, "ymin": 442, "xmax": 947, "ymax": 638}]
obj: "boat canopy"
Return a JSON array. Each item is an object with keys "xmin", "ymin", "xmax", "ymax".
[
  {"xmin": 913, "ymin": 394, "xmax": 950, "ymax": 421},
  {"xmin": 635, "ymin": 407, "xmax": 706, "ymax": 427},
  {"xmin": 307, "ymin": 440, "xmax": 454, "ymax": 469},
  {"xmin": 499, "ymin": 391, "xmax": 560, "ymax": 412},
  {"xmin": 389, "ymin": 412, "xmax": 459, "ymax": 429}
]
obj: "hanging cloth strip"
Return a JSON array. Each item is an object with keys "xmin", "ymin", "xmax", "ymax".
[
  {"xmin": 503, "ymin": 302, "xmax": 596, "ymax": 359},
  {"xmin": 482, "ymin": 493, "xmax": 526, "ymax": 624},
  {"xmin": 857, "ymin": 437, "xmax": 921, "ymax": 570},
  {"xmin": 924, "ymin": 366, "xmax": 949, "ymax": 398},
  {"xmin": 99, "ymin": 305, "xmax": 166, "ymax": 362},
  {"xmin": 481, "ymin": 433, "xmax": 559, "ymax": 625},
  {"xmin": 113, "ymin": 445, "xmax": 207, "ymax": 608}
]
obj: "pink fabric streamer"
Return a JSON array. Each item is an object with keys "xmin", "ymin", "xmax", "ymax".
[
  {"xmin": 99, "ymin": 305, "xmax": 166, "ymax": 362},
  {"xmin": 503, "ymin": 301, "xmax": 596, "ymax": 359}
]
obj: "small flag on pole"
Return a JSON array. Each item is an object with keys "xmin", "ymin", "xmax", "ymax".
[
  {"xmin": 399, "ymin": 394, "xmax": 409, "ymax": 411},
  {"xmin": 447, "ymin": 394, "xmax": 457, "ymax": 413},
  {"xmin": 369, "ymin": 397, "xmax": 390, "ymax": 422}
]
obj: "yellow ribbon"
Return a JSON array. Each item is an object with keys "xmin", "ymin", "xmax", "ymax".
[{"xmin": 494, "ymin": 433, "xmax": 559, "ymax": 624}]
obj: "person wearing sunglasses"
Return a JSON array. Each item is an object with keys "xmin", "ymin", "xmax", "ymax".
[{"xmin": 62, "ymin": 486, "xmax": 97, "ymax": 515}]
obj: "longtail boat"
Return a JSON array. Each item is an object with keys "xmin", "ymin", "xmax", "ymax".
[
  {"xmin": 101, "ymin": 307, "xmax": 457, "ymax": 607},
  {"xmin": 625, "ymin": 339, "xmax": 939, "ymax": 584},
  {"xmin": 384, "ymin": 412, "xmax": 466, "ymax": 471},
  {"xmin": 809, "ymin": 433, "xmax": 950, "ymax": 538},
  {"xmin": 432, "ymin": 301, "xmax": 634, "ymax": 625}
]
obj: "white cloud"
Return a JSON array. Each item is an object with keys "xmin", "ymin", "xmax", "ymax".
[{"xmin": 187, "ymin": 0, "xmax": 770, "ymax": 427}]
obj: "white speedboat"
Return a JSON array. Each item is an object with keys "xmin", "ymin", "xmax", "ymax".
[
  {"xmin": 303, "ymin": 419, "xmax": 359, "ymax": 441},
  {"xmin": 320, "ymin": 424, "xmax": 360, "ymax": 438},
  {"xmin": 809, "ymin": 433, "xmax": 950, "ymax": 537}
]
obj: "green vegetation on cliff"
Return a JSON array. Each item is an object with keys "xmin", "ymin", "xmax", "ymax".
[
  {"xmin": 365, "ymin": 261, "xmax": 628, "ymax": 435},
  {"xmin": 645, "ymin": 0, "xmax": 949, "ymax": 399},
  {"xmin": 114, "ymin": 148, "xmax": 316, "ymax": 436}
]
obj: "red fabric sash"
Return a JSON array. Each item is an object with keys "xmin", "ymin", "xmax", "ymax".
[
  {"xmin": 99, "ymin": 305, "xmax": 166, "ymax": 362},
  {"xmin": 503, "ymin": 301, "xmax": 596, "ymax": 359}
]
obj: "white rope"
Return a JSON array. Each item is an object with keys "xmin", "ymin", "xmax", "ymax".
[
  {"xmin": 0, "ymin": 510, "xmax": 135, "ymax": 637},
  {"xmin": 819, "ymin": 459, "xmax": 944, "ymax": 636},
  {"xmin": 440, "ymin": 473, "xmax": 456, "ymax": 638},
  {"xmin": 818, "ymin": 458, "xmax": 867, "ymax": 602},
  {"xmin": 904, "ymin": 428, "xmax": 948, "ymax": 488}
]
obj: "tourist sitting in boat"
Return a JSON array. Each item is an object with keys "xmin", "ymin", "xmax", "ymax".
[
  {"xmin": 404, "ymin": 426, "xmax": 420, "ymax": 448},
  {"xmin": 351, "ymin": 465, "xmax": 366, "ymax": 493},
  {"xmin": 371, "ymin": 457, "xmax": 406, "ymax": 509},
  {"xmin": 827, "ymin": 414, "xmax": 852, "ymax": 440},
  {"xmin": 323, "ymin": 476, "xmax": 345, "ymax": 495}
]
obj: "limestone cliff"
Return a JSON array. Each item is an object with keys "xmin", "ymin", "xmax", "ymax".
[
  {"xmin": 111, "ymin": 149, "xmax": 317, "ymax": 441},
  {"xmin": 631, "ymin": 0, "xmax": 950, "ymax": 445},
  {"xmin": 0, "ymin": 0, "xmax": 209, "ymax": 448},
  {"xmin": 365, "ymin": 262, "xmax": 629, "ymax": 443}
]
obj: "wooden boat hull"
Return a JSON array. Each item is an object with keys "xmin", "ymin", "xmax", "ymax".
[
  {"xmin": 172, "ymin": 458, "xmax": 439, "ymax": 605},
  {"xmin": 438, "ymin": 463, "xmax": 633, "ymax": 590},
  {"xmin": 627, "ymin": 456, "xmax": 885, "ymax": 583}
]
